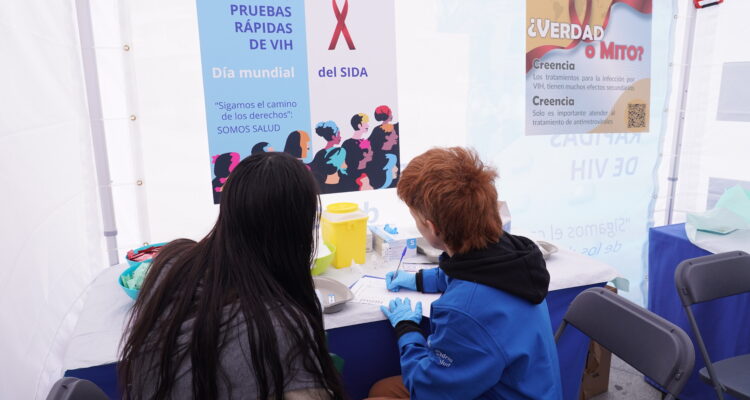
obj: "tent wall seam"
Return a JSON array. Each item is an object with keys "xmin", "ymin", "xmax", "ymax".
[
  {"xmin": 665, "ymin": 4, "xmax": 698, "ymax": 225},
  {"xmin": 117, "ymin": 0, "xmax": 153, "ymax": 248},
  {"xmin": 643, "ymin": 0, "xmax": 681, "ymax": 305}
]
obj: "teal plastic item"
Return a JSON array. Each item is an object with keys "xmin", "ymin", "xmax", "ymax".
[
  {"xmin": 330, "ymin": 353, "xmax": 344, "ymax": 373},
  {"xmin": 126, "ymin": 242, "xmax": 168, "ymax": 267},
  {"xmin": 118, "ymin": 260, "xmax": 152, "ymax": 300},
  {"xmin": 324, "ymin": 332, "xmax": 344, "ymax": 373}
]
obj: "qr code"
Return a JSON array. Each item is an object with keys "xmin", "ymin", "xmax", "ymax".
[{"xmin": 627, "ymin": 103, "xmax": 646, "ymax": 129}]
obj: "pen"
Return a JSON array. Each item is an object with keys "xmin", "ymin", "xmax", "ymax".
[{"xmin": 393, "ymin": 245, "xmax": 408, "ymax": 279}]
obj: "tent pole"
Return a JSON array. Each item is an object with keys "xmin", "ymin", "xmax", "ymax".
[
  {"xmin": 75, "ymin": 0, "xmax": 120, "ymax": 266},
  {"xmin": 665, "ymin": 4, "xmax": 698, "ymax": 225}
]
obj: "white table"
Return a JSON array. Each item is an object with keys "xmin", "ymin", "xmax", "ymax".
[{"xmin": 62, "ymin": 247, "xmax": 617, "ymax": 371}]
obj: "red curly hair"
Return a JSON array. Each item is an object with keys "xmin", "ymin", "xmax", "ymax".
[{"xmin": 397, "ymin": 147, "xmax": 502, "ymax": 254}]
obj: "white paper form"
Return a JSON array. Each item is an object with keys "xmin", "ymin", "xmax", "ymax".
[
  {"xmin": 399, "ymin": 254, "xmax": 438, "ymax": 273},
  {"xmin": 349, "ymin": 275, "xmax": 440, "ymax": 318},
  {"xmin": 400, "ymin": 262, "xmax": 435, "ymax": 273}
]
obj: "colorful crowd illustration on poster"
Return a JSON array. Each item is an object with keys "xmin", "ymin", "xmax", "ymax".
[
  {"xmin": 195, "ymin": 0, "xmax": 400, "ymax": 203},
  {"xmin": 526, "ymin": 0, "xmax": 652, "ymax": 135}
]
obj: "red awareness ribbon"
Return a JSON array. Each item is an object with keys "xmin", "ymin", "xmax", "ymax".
[{"xmin": 328, "ymin": 0, "xmax": 355, "ymax": 50}]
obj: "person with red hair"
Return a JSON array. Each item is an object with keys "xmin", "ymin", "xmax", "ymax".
[
  {"xmin": 373, "ymin": 105, "xmax": 392, "ymax": 124},
  {"xmin": 368, "ymin": 147, "xmax": 562, "ymax": 400},
  {"xmin": 370, "ymin": 105, "xmax": 398, "ymax": 152}
]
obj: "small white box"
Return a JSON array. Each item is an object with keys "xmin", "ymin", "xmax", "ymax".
[
  {"xmin": 369, "ymin": 224, "xmax": 420, "ymax": 261},
  {"xmin": 499, "ymin": 200, "xmax": 512, "ymax": 232},
  {"xmin": 365, "ymin": 229, "xmax": 373, "ymax": 253}
]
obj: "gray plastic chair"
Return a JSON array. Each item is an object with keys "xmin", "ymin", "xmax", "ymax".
[
  {"xmin": 555, "ymin": 287, "xmax": 695, "ymax": 400},
  {"xmin": 46, "ymin": 377, "xmax": 108, "ymax": 400},
  {"xmin": 675, "ymin": 251, "xmax": 750, "ymax": 400}
]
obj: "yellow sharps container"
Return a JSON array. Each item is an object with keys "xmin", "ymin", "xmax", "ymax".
[{"xmin": 321, "ymin": 202, "xmax": 368, "ymax": 268}]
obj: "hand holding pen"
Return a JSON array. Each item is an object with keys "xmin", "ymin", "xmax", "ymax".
[{"xmin": 386, "ymin": 246, "xmax": 417, "ymax": 292}]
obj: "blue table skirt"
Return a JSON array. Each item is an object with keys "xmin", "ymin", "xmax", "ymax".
[
  {"xmin": 66, "ymin": 284, "xmax": 599, "ymax": 400},
  {"xmin": 64, "ymin": 363, "xmax": 119, "ymax": 399},
  {"xmin": 648, "ymin": 224, "xmax": 750, "ymax": 400}
]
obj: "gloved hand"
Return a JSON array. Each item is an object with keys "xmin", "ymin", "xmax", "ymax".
[
  {"xmin": 380, "ymin": 297, "xmax": 422, "ymax": 327},
  {"xmin": 385, "ymin": 271, "xmax": 417, "ymax": 292}
]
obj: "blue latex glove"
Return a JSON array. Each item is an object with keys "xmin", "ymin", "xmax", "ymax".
[
  {"xmin": 380, "ymin": 297, "xmax": 422, "ymax": 327},
  {"xmin": 385, "ymin": 271, "xmax": 417, "ymax": 292}
]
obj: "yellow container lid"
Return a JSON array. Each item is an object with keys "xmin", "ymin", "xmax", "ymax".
[{"xmin": 326, "ymin": 202, "xmax": 359, "ymax": 214}]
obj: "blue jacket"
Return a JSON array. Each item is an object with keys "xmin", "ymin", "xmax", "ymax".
[{"xmin": 396, "ymin": 233, "xmax": 563, "ymax": 399}]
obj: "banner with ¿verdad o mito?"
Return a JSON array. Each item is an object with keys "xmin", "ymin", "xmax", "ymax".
[{"xmin": 526, "ymin": 0, "xmax": 652, "ymax": 135}]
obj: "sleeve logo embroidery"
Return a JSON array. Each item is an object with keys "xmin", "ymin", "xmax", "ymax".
[{"xmin": 433, "ymin": 349, "xmax": 454, "ymax": 368}]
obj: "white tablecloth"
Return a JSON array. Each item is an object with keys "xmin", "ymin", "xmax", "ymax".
[{"xmin": 62, "ymin": 247, "xmax": 617, "ymax": 371}]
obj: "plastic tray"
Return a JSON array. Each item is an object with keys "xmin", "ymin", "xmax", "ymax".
[
  {"xmin": 535, "ymin": 240, "xmax": 559, "ymax": 259},
  {"xmin": 313, "ymin": 276, "xmax": 354, "ymax": 314}
]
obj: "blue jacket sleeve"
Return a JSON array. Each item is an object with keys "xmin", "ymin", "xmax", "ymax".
[
  {"xmin": 419, "ymin": 268, "xmax": 449, "ymax": 293},
  {"xmin": 396, "ymin": 306, "xmax": 507, "ymax": 400}
]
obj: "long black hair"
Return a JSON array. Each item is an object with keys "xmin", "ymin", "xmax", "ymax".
[{"xmin": 119, "ymin": 152, "xmax": 345, "ymax": 399}]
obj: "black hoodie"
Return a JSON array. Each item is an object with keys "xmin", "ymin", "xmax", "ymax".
[{"xmin": 417, "ymin": 232, "xmax": 550, "ymax": 304}]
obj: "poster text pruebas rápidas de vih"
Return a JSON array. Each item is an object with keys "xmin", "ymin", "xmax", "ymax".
[
  {"xmin": 196, "ymin": 0, "xmax": 401, "ymax": 203},
  {"xmin": 526, "ymin": 0, "xmax": 652, "ymax": 135}
]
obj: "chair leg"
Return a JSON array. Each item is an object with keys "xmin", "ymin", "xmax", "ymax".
[
  {"xmin": 554, "ymin": 320, "xmax": 568, "ymax": 343},
  {"xmin": 711, "ymin": 384, "xmax": 725, "ymax": 400},
  {"xmin": 683, "ymin": 306, "xmax": 725, "ymax": 400}
]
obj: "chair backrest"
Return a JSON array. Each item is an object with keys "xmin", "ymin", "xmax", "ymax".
[
  {"xmin": 675, "ymin": 251, "xmax": 750, "ymax": 400},
  {"xmin": 46, "ymin": 377, "xmax": 109, "ymax": 400},
  {"xmin": 675, "ymin": 251, "xmax": 750, "ymax": 306},
  {"xmin": 555, "ymin": 287, "xmax": 695, "ymax": 399}
]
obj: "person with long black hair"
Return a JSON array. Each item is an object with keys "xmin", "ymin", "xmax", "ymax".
[{"xmin": 119, "ymin": 152, "xmax": 346, "ymax": 400}]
